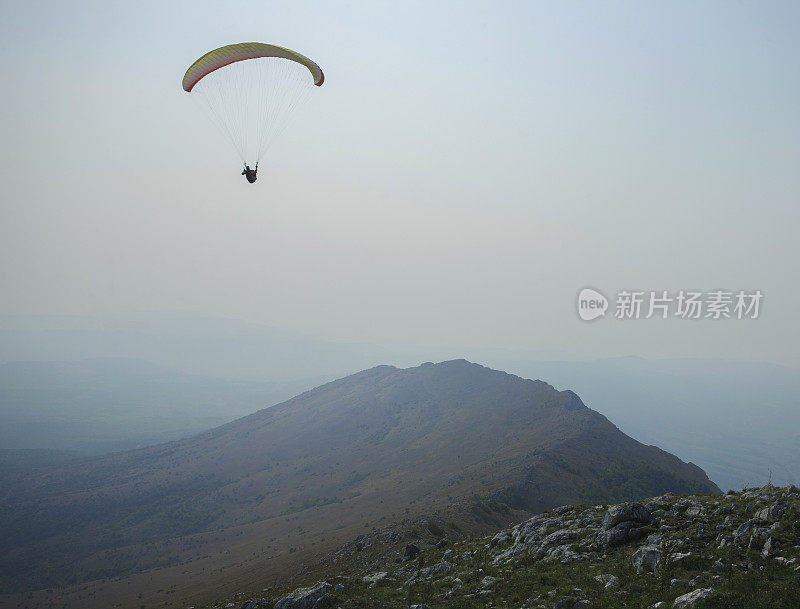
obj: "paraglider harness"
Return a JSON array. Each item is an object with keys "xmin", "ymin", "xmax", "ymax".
[{"xmin": 242, "ymin": 162, "xmax": 258, "ymax": 183}]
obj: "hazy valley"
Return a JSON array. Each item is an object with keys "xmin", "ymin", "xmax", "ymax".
[{"xmin": 2, "ymin": 314, "xmax": 798, "ymax": 491}]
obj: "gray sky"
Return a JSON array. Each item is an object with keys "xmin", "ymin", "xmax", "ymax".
[{"xmin": 1, "ymin": 1, "xmax": 798, "ymax": 366}]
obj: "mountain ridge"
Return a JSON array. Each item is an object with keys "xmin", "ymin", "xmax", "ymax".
[{"xmin": 0, "ymin": 359, "xmax": 718, "ymax": 608}]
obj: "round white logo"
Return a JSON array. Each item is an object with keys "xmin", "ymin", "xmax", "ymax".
[{"xmin": 577, "ymin": 288, "xmax": 608, "ymax": 321}]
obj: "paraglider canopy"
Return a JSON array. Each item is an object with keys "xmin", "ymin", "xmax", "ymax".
[
  {"xmin": 182, "ymin": 42, "xmax": 324, "ymax": 169},
  {"xmin": 182, "ymin": 42, "xmax": 324, "ymax": 92}
]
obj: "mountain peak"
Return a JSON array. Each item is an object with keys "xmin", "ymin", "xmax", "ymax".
[{"xmin": 1, "ymin": 360, "xmax": 718, "ymax": 605}]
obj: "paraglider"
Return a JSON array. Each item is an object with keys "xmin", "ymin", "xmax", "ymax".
[
  {"xmin": 182, "ymin": 42, "xmax": 324, "ymax": 184},
  {"xmin": 242, "ymin": 163, "xmax": 258, "ymax": 183}
]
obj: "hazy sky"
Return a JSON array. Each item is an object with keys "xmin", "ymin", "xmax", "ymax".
[{"xmin": 1, "ymin": 1, "xmax": 798, "ymax": 365}]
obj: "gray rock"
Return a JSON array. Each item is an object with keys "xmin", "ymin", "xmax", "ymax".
[
  {"xmin": 418, "ymin": 561, "xmax": 452, "ymax": 577},
  {"xmin": 756, "ymin": 499, "xmax": 788, "ymax": 521},
  {"xmin": 600, "ymin": 520, "xmax": 653, "ymax": 548},
  {"xmin": 672, "ymin": 588, "xmax": 714, "ymax": 608},
  {"xmin": 594, "ymin": 574, "xmax": 619, "ymax": 589},
  {"xmin": 274, "ymin": 582, "xmax": 333, "ymax": 609},
  {"xmin": 480, "ymin": 575, "xmax": 497, "ymax": 587},
  {"xmin": 670, "ymin": 552, "xmax": 691, "ymax": 563},
  {"xmin": 671, "ymin": 498, "xmax": 695, "ymax": 514},
  {"xmin": 748, "ymin": 527, "xmax": 770, "ymax": 551},
  {"xmin": 603, "ymin": 503, "xmax": 652, "ymax": 530},
  {"xmin": 546, "ymin": 545, "xmax": 583, "ymax": 562},
  {"xmin": 446, "ymin": 577, "xmax": 463, "ymax": 596},
  {"xmin": 535, "ymin": 529, "xmax": 578, "ymax": 559},
  {"xmin": 362, "ymin": 572, "xmax": 389, "ymax": 585},
  {"xmin": 489, "ymin": 531, "xmax": 511, "ymax": 548},
  {"xmin": 646, "ymin": 533, "xmax": 664, "ymax": 545},
  {"xmin": 734, "ymin": 521, "xmax": 752, "ymax": 545},
  {"xmin": 601, "ymin": 521, "xmax": 635, "ymax": 547},
  {"xmin": 574, "ymin": 601, "xmax": 592, "ymax": 609},
  {"xmin": 493, "ymin": 512, "xmax": 602, "ymax": 564},
  {"xmin": 633, "ymin": 545, "xmax": 662, "ymax": 575}
]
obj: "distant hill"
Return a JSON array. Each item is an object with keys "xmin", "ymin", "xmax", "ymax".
[
  {"xmin": 0, "ymin": 357, "xmax": 324, "ymax": 453},
  {"xmin": 0, "ymin": 360, "xmax": 717, "ymax": 607}
]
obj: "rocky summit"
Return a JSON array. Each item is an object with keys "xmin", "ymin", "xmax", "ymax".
[{"xmin": 217, "ymin": 484, "xmax": 800, "ymax": 609}]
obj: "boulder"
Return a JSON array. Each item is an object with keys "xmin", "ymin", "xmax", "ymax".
[
  {"xmin": 418, "ymin": 561, "xmax": 452, "ymax": 577},
  {"xmin": 733, "ymin": 521, "xmax": 752, "ymax": 546},
  {"xmin": 633, "ymin": 545, "xmax": 662, "ymax": 575},
  {"xmin": 748, "ymin": 527, "xmax": 770, "ymax": 551},
  {"xmin": 362, "ymin": 572, "xmax": 389, "ymax": 586},
  {"xmin": 756, "ymin": 499, "xmax": 789, "ymax": 521},
  {"xmin": 534, "ymin": 529, "xmax": 578, "ymax": 560},
  {"xmin": 273, "ymin": 582, "xmax": 333, "ymax": 609},
  {"xmin": 672, "ymin": 588, "xmax": 714, "ymax": 608},
  {"xmin": 601, "ymin": 520, "xmax": 653, "ymax": 547},
  {"xmin": 489, "ymin": 531, "xmax": 511, "ymax": 548},
  {"xmin": 594, "ymin": 574, "xmax": 619, "ymax": 589},
  {"xmin": 603, "ymin": 503, "xmax": 652, "ymax": 530}
]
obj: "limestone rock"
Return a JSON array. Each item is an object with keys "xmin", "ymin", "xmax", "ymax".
[{"xmin": 672, "ymin": 588, "xmax": 714, "ymax": 608}]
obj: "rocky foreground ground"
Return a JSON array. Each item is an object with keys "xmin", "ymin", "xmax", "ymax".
[{"xmin": 207, "ymin": 485, "xmax": 800, "ymax": 609}]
